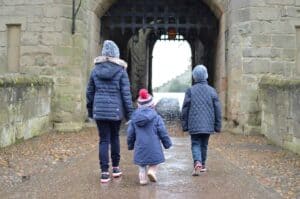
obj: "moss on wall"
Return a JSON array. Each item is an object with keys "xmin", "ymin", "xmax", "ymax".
[
  {"xmin": 259, "ymin": 75, "xmax": 300, "ymax": 89},
  {"xmin": 0, "ymin": 74, "xmax": 53, "ymax": 87}
]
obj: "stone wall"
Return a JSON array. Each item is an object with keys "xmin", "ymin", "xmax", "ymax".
[
  {"xmin": 259, "ymin": 75, "xmax": 300, "ymax": 154},
  {"xmin": 224, "ymin": 0, "xmax": 300, "ymax": 135},
  {"xmin": 0, "ymin": 75, "xmax": 53, "ymax": 147},
  {"xmin": 0, "ymin": 0, "xmax": 90, "ymax": 131}
]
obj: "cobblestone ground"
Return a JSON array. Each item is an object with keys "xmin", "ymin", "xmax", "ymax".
[{"xmin": 0, "ymin": 125, "xmax": 299, "ymax": 199}]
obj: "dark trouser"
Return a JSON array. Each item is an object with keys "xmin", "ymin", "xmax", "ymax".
[
  {"xmin": 191, "ymin": 134, "xmax": 210, "ymax": 166},
  {"xmin": 96, "ymin": 120, "xmax": 121, "ymax": 172}
]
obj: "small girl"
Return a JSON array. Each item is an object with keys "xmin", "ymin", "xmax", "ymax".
[{"xmin": 127, "ymin": 89, "xmax": 172, "ymax": 185}]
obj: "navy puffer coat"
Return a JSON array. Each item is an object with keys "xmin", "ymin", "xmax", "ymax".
[
  {"xmin": 181, "ymin": 65, "xmax": 222, "ymax": 134},
  {"xmin": 86, "ymin": 59, "xmax": 133, "ymax": 121},
  {"xmin": 127, "ymin": 108, "xmax": 172, "ymax": 166}
]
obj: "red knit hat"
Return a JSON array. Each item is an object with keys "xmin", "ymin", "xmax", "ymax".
[{"xmin": 137, "ymin": 89, "xmax": 154, "ymax": 108}]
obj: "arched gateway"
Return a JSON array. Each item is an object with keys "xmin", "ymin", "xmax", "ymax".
[
  {"xmin": 100, "ymin": 0, "xmax": 219, "ymax": 98},
  {"xmin": 88, "ymin": 0, "xmax": 227, "ymax": 126}
]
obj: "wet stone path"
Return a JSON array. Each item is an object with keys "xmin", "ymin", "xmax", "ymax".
[{"xmin": 0, "ymin": 126, "xmax": 299, "ymax": 199}]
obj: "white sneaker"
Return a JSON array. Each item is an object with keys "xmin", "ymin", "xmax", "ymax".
[
  {"xmin": 139, "ymin": 172, "xmax": 148, "ymax": 185},
  {"xmin": 147, "ymin": 169, "xmax": 157, "ymax": 182}
]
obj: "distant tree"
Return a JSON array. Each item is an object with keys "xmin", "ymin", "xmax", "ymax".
[{"xmin": 154, "ymin": 69, "xmax": 191, "ymax": 92}]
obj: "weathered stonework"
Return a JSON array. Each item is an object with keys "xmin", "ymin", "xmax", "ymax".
[
  {"xmin": 0, "ymin": 0, "xmax": 299, "ymax": 153},
  {"xmin": 224, "ymin": 0, "xmax": 300, "ymax": 135},
  {"xmin": 259, "ymin": 75, "xmax": 300, "ymax": 154},
  {"xmin": 0, "ymin": 74, "xmax": 53, "ymax": 147}
]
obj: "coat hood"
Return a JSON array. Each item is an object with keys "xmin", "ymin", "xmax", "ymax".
[
  {"xmin": 192, "ymin": 65, "xmax": 208, "ymax": 83},
  {"xmin": 94, "ymin": 62, "xmax": 123, "ymax": 80},
  {"xmin": 132, "ymin": 108, "xmax": 157, "ymax": 127}
]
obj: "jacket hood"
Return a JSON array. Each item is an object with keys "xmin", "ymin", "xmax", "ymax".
[
  {"xmin": 132, "ymin": 108, "xmax": 157, "ymax": 127},
  {"xmin": 94, "ymin": 62, "xmax": 123, "ymax": 80},
  {"xmin": 192, "ymin": 65, "xmax": 208, "ymax": 83}
]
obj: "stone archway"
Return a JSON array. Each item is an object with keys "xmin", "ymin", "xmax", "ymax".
[{"xmin": 86, "ymin": 0, "xmax": 227, "ymax": 116}]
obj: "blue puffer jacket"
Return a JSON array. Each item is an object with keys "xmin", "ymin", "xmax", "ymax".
[
  {"xmin": 86, "ymin": 59, "xmax": 133, "ymax": 121},
  {"xmin": 127, "ymin": 108, "xmax": 172, "ymax": 166},
  {"xmin": 181, "ymin": 65, "xmax": 222, "ymax": 134}
]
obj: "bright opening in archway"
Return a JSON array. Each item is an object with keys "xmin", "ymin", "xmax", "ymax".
[{"xmin": 152, "ymin": 36, "xmax": 192, "ymax": 107}]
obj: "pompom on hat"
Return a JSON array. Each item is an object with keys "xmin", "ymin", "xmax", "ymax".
[{"xmin": 137, "ymin": 89, "xmax": 154, "ymax": 108}]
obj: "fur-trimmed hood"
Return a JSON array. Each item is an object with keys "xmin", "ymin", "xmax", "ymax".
[{"xmin": 94, "ymin": 56, "xmax": 128, "ymax": 68}]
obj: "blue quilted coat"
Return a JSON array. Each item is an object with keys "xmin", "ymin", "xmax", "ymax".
[
  {"xmin": 86, "ymin": 60, "xmax": 133, "ymax": 121},
  {"xmin": 127, "ymin": 107, "xmax": 172, "ymax": 166},
  {"xmin": 181, "ymin": 65, "xmax": 222, "ymax": 134}
]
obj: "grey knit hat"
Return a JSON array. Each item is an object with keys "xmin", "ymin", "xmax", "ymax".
[
  {"xmin": 101, "ymin": 40, "xmax": 120, "ymax": 58},
  {"xmin": 192, "ymin": 65, "xmax": 208, "ymax": 82}
]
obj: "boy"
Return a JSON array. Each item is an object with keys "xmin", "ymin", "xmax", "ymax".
[{"xmin": 181, "ymin": 65, "xmax": 222, "ymax": 176}]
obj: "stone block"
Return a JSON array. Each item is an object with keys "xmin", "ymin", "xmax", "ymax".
[
  {"xmin": 243, "ymin": 47, "xmax": 280, "ymax": 58},
  {"xmin": 228, "ymin": 0, "xmax": 266, "ymax": 10},
  {"xmin": 3, "ymin": 0, "xmax": 24, "ymax": 5},
  {"xmin": 27, "ymin": 17, "xmax": 41, "ymax": 23},
  {"xmin": 266, "ymin": 0, "xmax": 294, "ymax": 5},
  {"xmin": 285, "ymin": 62, "xmax": 296, "ymax": 77},
  {"xmin": 282, "ymin": 49, "xmax": 296, "ymax": 61},
  {"xmin": 0, "ymin": 32, "xmax": 6, "ymax": 47},
  {"xmin": 20, "ymin": 55, "xmax": 35, "ymax": 67},
  {"xmin": 270, "ymin": 61, "xmax": 287, "ymax": 75},
  {"xmin": 0, "ymin": 125, "xmax": 15, "ymax": 147},
  {"xmin": 52, "ymin": 55, "xmax": 71, "ymax": 67},
  {"xmin": 24, "ymin": 116, "xmax": 49, "ymax": 139},
  {"xmin": 297, "ymin": 0, "xmax": 300, "ymax": 6},
  {"xmin": 53, "ymin": 0, "xmax": 72, "ymax": 5},
  {"xmin": 55, "ymin": 18, "xmax": 72, "ymax": 32},
  {"xmin": 21, "ymin": 32, "xmax": 40, "ymax": 45},
  {"xmin": 243, "ymin": 58, "xmax": 270, "ymax": 74},
  {"xmin": 0, "ymin": 6, "xmax": 15, "ymax": 16},
  {"xmin": 0, "ymin": 106, "xmax": 9, "ymax": 126},
  {"xmin": 14, "ymin": 6, "xmax": 44, "ymax": 17},
  {"xmin": 281, "ymin": 6, "xmax": 300, "ymax": 17},
  {"xmin": 61, "ymin": 5, "xmax": 72, "ymax": 19},
  {"xmin": 272, "ymin": 35, "xmax": 296, "ymax": 48},
  {"xmin": 40, "ymin": 32, "xmax": 59, "ymax": 46},
  {"xmin": 54, "ymin": 122, "xmax": 83, "ymax": 132},
  {"xmin": 245, "ymin": 35, "xmax": 271, "ymax": 47},
  {"xmin": 250, "ymin": 7, "xmax": 281, "ymax": 20},
  {"xmin": 27, "ymin": 22, "xmax": 55, "ymax": 32},
  {"xmin": 54, "ymin": 46, "xmax": 73, "ymax": 57},
  {"xmin": 45, "ymin": 6, "xmax": 62, "ymax": 18},
  {"xmin": 24, "ymin": 0, "xmax": 53, "ymax": 5},
  {"xmin": 227, "ymin": 8, "xmax": 250, "ymax": 25}
]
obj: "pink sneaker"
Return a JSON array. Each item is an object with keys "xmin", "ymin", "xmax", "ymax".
[
  {"xmin": 200, "ymin": 165, "xmax": 207, "ymax": 172},
  {"xmin": 100, "ymin": 172, "xmax": 111, "ymax": 183},
  {"xmin": 112, "ymin": 167, "xmax": 122, "ymax": 178},
  {"xmin": 192, "ymin": 161, "xmax": 202, "ymax": 176}
]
